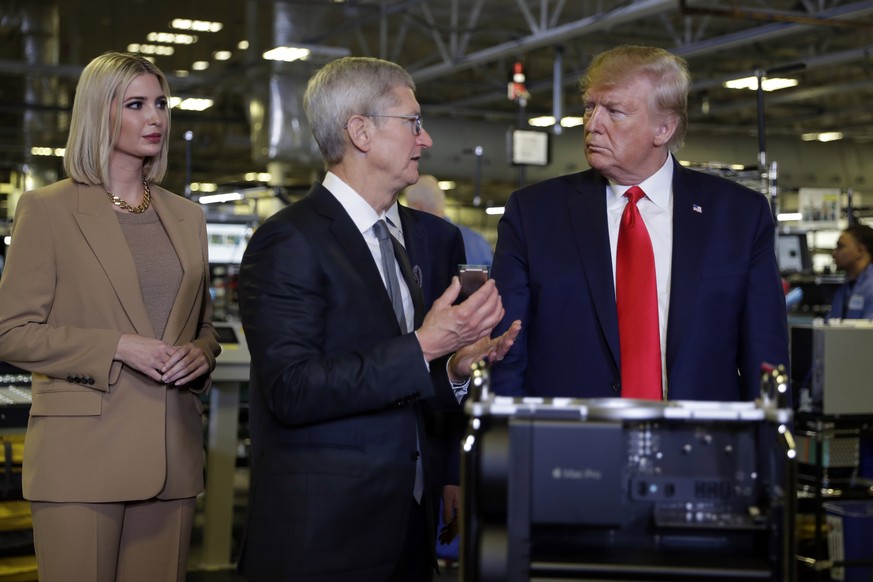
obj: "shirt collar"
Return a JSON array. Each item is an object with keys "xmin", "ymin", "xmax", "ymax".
[
  {"xmin": 608, "ymin": 155, "xmax": 674, "ymax": 209},
  {"xmin": 322, "ymin": 171, "xmax": 382, "ymax": 234}
]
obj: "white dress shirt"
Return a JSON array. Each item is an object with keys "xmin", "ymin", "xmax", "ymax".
[
  {"xmin": 606, "ymin": 156, "xmax": 674, "ymax": 395},
  {"xmin": 322, "ymin": 172, "xmax": 414, "ymax": 330}
]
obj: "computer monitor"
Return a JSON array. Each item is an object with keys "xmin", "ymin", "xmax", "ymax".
[
  {"xmin": 776, "ymin": 232, "xmax": 813, "ymax": 274},
  {"xmin": 206, "ymin": 222, "xmax": 253, "ymax": 265}
]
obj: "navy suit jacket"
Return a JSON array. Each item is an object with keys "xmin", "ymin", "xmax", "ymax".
[
  {"xmin": 237, "ymin": 184, "xmax": 464, "ymax": 582},
  {"xmin": 490, "ymin": 157, "xmax": 789, "ymax": 402}
]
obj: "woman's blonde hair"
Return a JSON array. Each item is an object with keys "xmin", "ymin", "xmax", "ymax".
[{"xmin": 64, "ymin": 52, "xmax": 171, "ymax": 185}]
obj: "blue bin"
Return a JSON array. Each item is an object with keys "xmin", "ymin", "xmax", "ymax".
[{"xmin": 824, "ymin": 501, "xmax": 873, "ymax": 582}]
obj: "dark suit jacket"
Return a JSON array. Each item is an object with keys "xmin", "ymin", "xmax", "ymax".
[
  {"xmin": 236, "ymin": 183, "xmax": 464, "ymax": 582},
  {"xmin": 490, "ymin": 157, "xmax": 789, "ymax": 401}
]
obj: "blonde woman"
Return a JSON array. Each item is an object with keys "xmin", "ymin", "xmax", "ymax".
[{"xmin": 0, "ymin": 52, "xmax": 220, "ymax": 582}]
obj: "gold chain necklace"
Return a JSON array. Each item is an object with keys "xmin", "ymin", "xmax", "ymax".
[{"xmin": 107, "ymin": 179, "xmax": 151, "ymax": 213}]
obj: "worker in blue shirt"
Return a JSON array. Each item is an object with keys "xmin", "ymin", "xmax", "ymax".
[
  {"xmin": 405, "ymin": 175, "xmax": 494, "ymax": 267},
  {"xmin": 828, "ymin": 223, "xmax": 873, "ymax": 480},
  {"xmin": 828, "ymin": 224, "xmax": 873, "ymax": 320}
]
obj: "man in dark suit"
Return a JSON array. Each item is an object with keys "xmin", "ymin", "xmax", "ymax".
[
  {"xmin": 490, "ymin": 45, "xmax": 789, "ymax": 402},
  {"xmin": 237, "ymin": 56, "xmax": 518, "ymax": 582}
]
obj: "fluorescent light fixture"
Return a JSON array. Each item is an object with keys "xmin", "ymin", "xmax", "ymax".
[
  {"xmin": 174, "ymin": 70, "xmax": 189, "ymax": 77},
  {"xmin": 802, "ymin": 131, "xmax": 843, "ymax": 142},
  {"xmin": 678, "ymin": 160, "xmax": 691, "ymax": 166},
  {"xmin": 30, "ymin": 146, "xmax": 65, "ymax": 157},
  {"xmin": 198, "ymin": 192, "xmax": 243, "ymax": 204},
  {"xmin": 527, "ymin": 116, "xmax": 585, "ymax": 128},
  {"xmin": 127, "ymin": 43, "xmax": 174, "ymax": 56},
  {"xmin": 3, "ymin": 236, "xmax": 10, "ymax": 246},
  {"xmin": 438, "ymin": 181, "xmax": 456, "ymax": 190},
  {"xmin": 147, "ymin": 32, "xmax": 197, "ymax": 45},
  {"xmin": 730, "ymin": 164, "xmax": 746, "ymax": 170},
  {"xmin": 190, "ymin": 182, "xmax": 218, "ymax": 193},
  {"xmin": 213, "ymin": 51, "xmax": 232, "ymax": 61},
  {"xmin": 528, "ymin": 116, "xmax": 556, "ymax": 127},
  {"xmin": 173, "ymin": 97, "xmax": 214, "ymax": 111},
  {"xmin": 171, "ymin": 19, "xmax": 223, "ymax": 33},
  {"xmin": 238, "ymin": 40, "xmax": 249, "ymax": 50},
  {"xmin": 263, "ymin": 46, "xmax": 311, "ymax": 62},
  {"xmin": 191, "ymin": 61, "xmax": 209, "ymax": 71},
  {"xmin": 777, "ymin": 212, "xmax": 803, "ymax": 221},
  {"xmin": 485, "ymin": 206, "xmax": 505, "ymax": 216},
  {"xmin": 244, "ymin": 172, "xmax": 272, "ymax": 182},
  {"xmin": 723, "ymin": 77, "xmax": 798, "ymax": 91}
]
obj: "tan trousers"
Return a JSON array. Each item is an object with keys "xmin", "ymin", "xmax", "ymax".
[{"xmin": 30, "ymin": 498, "xmax": 196, "ymax": 582}]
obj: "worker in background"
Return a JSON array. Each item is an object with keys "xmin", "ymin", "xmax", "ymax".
[
  {"xmin": 828, "ymin": 224, "xmax": 873, "ymax": 320},
  {"xmin": 827, "ymin": 223, "xmax": 873, "ymax": 480},
  {"xmin": 405, "ymin": 175, "xmax": 494, "ymax": 266}
]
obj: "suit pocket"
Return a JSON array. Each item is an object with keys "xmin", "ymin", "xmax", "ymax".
[
  {"xmin": 30, "ymin": 390, "xmax": 102, "ymax": 416},
  {"xmin": 269, "ymin": 444, "xmax": 365, "ymax": 477}
]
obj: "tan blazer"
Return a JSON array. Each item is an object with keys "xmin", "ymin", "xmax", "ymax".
[{"xmin": 0, "ymin": 179, "xmax": 220, "ymax": 502}]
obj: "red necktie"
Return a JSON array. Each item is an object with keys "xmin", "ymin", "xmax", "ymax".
[{"xmin": 616, "ymin": 186, "xmax": 662, "ymax": 400}]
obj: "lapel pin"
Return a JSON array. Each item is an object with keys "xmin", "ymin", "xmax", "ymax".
[{"xmin": 692, "ymin": 204, "xmax": 703, "ymax": 214}]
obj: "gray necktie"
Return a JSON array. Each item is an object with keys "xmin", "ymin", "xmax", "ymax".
[
  {"xmin": 373, "ymin": 219, "xmax": 408, "ymax": 332},
  {"xmin": 373, "ymin": 219, "xmax": 423, "ymax": 502}
]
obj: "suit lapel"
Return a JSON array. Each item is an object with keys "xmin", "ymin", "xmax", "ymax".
[
  {"xmin": 568, "ymin": 174, "xmax": 621, "ymax": 371},
  {"xmin": 396, "ymin": 206, "xmax": 425, "ymax": 328},
  {"xmin": 152, "ymin": 188, "xmax": 204, "ymax": 345},
  {"xmin": 666, "ymin": 160, "xmax": 710, "ymax": 373},
  {"xmin": 308, "ymin": 185, "xmax": 403, "ymax": 331},
  {"xmin": 73, "ymin": 183, "xmax": 155, "ymax": 338}
]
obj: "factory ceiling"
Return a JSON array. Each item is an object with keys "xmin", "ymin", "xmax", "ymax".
[{"xmin": 3, "ymin": 0, "xmax": 873, "ymax": 202}]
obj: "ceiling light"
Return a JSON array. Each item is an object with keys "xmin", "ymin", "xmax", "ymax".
[
  {"xmin": 238, "ymin": 40, "xmax": 249, "ymax": 50},
  {"xmin": 190, "ymin": 182, "xmax": 218, "ymax": 192},
  {"xmin": 801, "ymin": 131, "xmax": 843, "ymax": 142},
  {"xmin": 438, "ymin": 181, "xmax": 456, "ymax": 190},
  {"xmin": 263, "ymin": 46, "xmax": 311, "ymax": 62},
  {"xmin": 243, "ymin": 172, "xmax": 272, "ymax": 182},
  {"xmin": 214, "ymin": 51, "xmax": 232, "ymax": 61},
  {"xmin": 199, "ymin": 192, "xmax": 242, "ymax": 204},
  {"xmin": 777, "ymin": 212, "xmax": 802, "ymax": 221},
  {"xmin": 174, "ymin": 70, "xmax": 189, "ymax": 77},
  {"xmin": 723, "ymin": 77, "xmax": 798, "ymax": 92},
  {"xmin": 528, "ymin": 116, "xmax": 555, "ymax": 127},
  {"xmin": 528, "ymin": 115, "xmax": 585, "ymax": 128},
  {"xmin": 191, "ymin": 61, "xmax": 209, "ymax": 71},
  {"xmin": 174, "ymin": 98, "xmax": 214, "ymax": 111},
  {"xmin": 147, "ymin": 32, "xmax": 197, "ymax": 45},
  {"xmin": 30, "ymin": 146, "xmax": 65, "ymax": 157},
  {"xmin": 485, "ymin": 206, "xmax": 505, "ymax": 215},
  {"xmin": 171, "ymin": 19, "xmax": 223, "ymax": 33},
  {"xmin": 127, "ymin": 43, "xmax": 174, "ymax": 56}
]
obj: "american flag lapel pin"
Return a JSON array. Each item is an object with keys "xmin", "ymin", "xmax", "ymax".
[{"xmin": 692, "ymin": 204, "xmax": 702, "ymax": 214}]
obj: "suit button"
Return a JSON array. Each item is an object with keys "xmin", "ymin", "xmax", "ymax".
[
  {"xmin": 611, "ymin": 382, "xmax": 621, "ymax": 394},
  {"xmin": 66, "ymin": 375, "xmax": 74, "ymax": 383},
  {"xmin": 73, "ymin": 376, "xmax": 81, "ymax": 384},
  {"xmin": 87, "ymin": 377, "xmax": 95, "ymax": 385}
]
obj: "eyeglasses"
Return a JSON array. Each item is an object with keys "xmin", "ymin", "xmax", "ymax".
[{"xmin": 364, "ymin": 114, "xmax": 423, "ymax": 135}]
